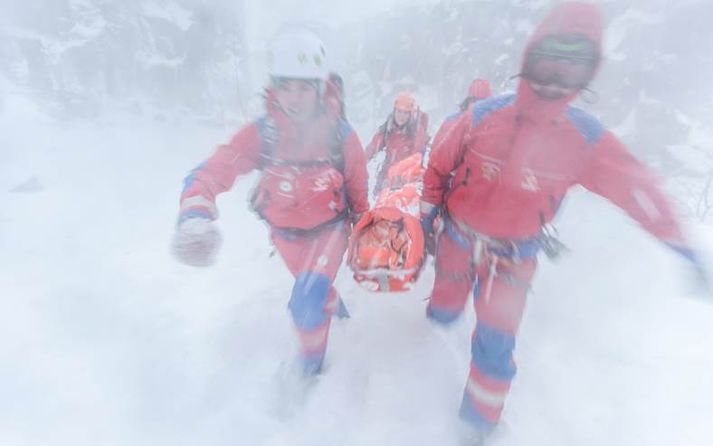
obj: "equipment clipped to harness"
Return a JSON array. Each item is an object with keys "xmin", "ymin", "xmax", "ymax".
[
  {"xmin": 538, "ymin": 218, "xmax": 568, "ymax": 261},
  {"xmin": 445, "ymin": 215, "xmax": 567, "ymax": 302}
]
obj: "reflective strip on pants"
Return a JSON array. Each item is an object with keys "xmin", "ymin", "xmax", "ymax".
[
  {"xmin": 298, "ymin": 324, "xmax": 329, "ymax": 354},
  {"xmin": 465, "ymin": 376, "xmax": 508, "ymax": 408}
]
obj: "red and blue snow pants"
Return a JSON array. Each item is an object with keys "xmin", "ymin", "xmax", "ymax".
[
  {"xmin": 427, "ymin": 225, "xmax": 538, "ymax": 432},
  {"xmin": 271, "ymin": 223, "xmax": 349, "ymax": 375}
]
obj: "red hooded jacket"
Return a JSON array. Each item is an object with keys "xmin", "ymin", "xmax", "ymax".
[
  {"xmin": 423, "ymin": 2, "xmax": 684, "ymax": 243},
  {"xmin": 179, "ymin": 86, "xmax": 369, "ymax": 229},
  {"xmin": 366, "ymin": 110, "xmax": 429, "ymax": 192},
  {"xmin": 365, "ymin": 110, "xmax": 429, "ymax": 164}
]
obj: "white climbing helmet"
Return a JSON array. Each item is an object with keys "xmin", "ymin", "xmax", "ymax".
[{"xmin": 268, "ymin": 26, "xmax": 328, "ymax": 81}]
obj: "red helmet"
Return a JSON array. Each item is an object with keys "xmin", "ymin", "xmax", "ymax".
[
  {"xmin": 393, "ymin": 91, "xmax": 416, "ymax": 112},
  {"xmin": 467, "ymin": 78, "xmax": 492, "ymax": 100}
]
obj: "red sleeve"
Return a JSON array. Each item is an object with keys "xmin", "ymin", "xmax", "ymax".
[
  {"xmin": 365, "ymin": 130, "xmax": 385, "ymax": 160},
  {"xmin": 422, "ymin": 112, "xmax": 470, "ymax": 206},
  {"xmin": 431, "ymin": 112, "xmax": 462, "ymax": 150},
  {"xmin": 342, "ymin": 129, "xmax": 370, "ymax": 214},
  {"xmin": 580, "ymin": 131, "xmax": 685, "ymax": 243},
  {"xmin": 179, "ymin": 123, "xmax": 262, "ymax": 219}
]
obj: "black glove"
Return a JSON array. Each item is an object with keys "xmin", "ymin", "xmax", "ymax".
[{"xmin": 420, "ymin": 205, "xmax": 439, "ymax": 256}]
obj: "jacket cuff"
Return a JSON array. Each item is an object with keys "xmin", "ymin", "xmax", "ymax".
[{"xmin": 179, "ymin": 195, "xmax": 217, "ymax": 221}]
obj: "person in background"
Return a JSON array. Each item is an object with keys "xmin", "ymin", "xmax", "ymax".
[
  {"xmin": 365, "ymin": 91, "xmax": 429, "ymax": 194},
  {"xmin": 460, "ymin": 78, "xmax": 492, "ymax": 112},
  {"xmin": 430, "ymin": 78, "xmax": 493, "ymax": 163}
]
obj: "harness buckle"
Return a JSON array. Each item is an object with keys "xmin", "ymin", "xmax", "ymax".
[
  {"xmin": 509, "ymin": 240, "xmax": 522, "ymax": 263},
  {"xmin": 538, "ymin": 224, "xmax": 568, "ymax": 261}
]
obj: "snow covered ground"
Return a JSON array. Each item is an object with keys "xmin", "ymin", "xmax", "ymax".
[{"xmin": 2, "ymin": 88, "xmax": 713, "ymax": 446}]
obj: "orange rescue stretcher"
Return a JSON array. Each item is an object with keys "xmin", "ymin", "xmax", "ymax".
[{"xmin": 347, "ymin": 153, "xmax": 426, "ymax": 292}]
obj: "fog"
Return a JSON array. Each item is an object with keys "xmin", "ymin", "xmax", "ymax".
[{"xmin": 1, "ymin": 1, "xmax": 713, "ymax": 445}]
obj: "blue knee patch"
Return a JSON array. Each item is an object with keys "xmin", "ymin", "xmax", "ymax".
[
  {"xmin": 288, "ymin": 272, "xmax": 330, "ymax": 331},
  {"xmin": 427, "ymin": 305, "xmax": 462, "ymax": 325},
  {"xmin": 471, "ymin": 323, "xmax": 516, "ymax": 381}
]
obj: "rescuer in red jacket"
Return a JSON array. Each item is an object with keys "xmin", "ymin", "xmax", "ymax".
[
  {"xmin": 431, "ymin": 78, "xmax": 492, "ymax": 158},
  {"xmin": 420, "ymin": 2, "xmax": 709, "ymax": 442},
  {"xmin": 365, "ymin": 91, "xmax": 429, "ymax": 194},
  {"xmin": 172, "ymin": 27, "xmax": 368, "ymax": 378}
]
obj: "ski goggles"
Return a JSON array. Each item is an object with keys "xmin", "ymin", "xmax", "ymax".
[{"xmin": 522, "ymin": 35, "xmax": 598, "ymax": 89}]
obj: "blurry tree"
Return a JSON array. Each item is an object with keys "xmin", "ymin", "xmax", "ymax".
[
  {"xmin": 0, "ymin": 0, "xmax": 247, "ymax": 120},
  {"xmin": 1, "ymin": 0, "xmax": 711, "ymax": 220}
]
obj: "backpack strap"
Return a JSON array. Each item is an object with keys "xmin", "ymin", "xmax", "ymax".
[
  {"xmin": 375, "ymin": 118, "xmax": 390, "ymax": 154},
  {"xmin": 328, "ymin": 118, "xmax": 351, "ymax": 173},
  {"xmin": 407, "ymin": 108, "xmax": 420, "ymax": 138},
  {"xmin": 256, "ymin": 115, "xmax": 348, "ymax": 173}
]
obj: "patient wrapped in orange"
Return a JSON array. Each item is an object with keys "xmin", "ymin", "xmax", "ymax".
[{"xmin": 348, "ymin": 153, "xmax": 425, "ymax": 292}]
